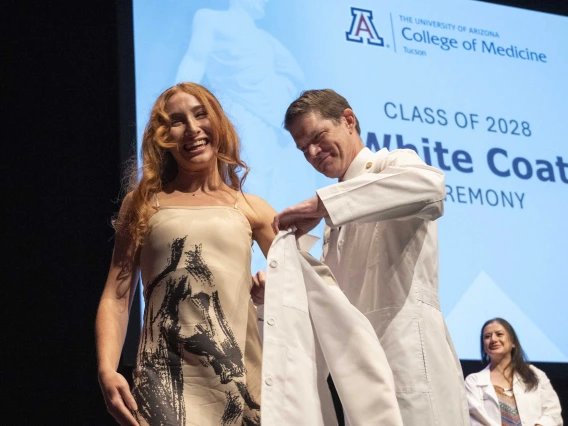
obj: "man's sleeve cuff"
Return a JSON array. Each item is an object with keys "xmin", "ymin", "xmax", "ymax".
[{"xmin": 317, "ymin": 184, "xmax": 353, "ymax": 227}]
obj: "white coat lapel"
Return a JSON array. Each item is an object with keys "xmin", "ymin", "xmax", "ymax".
[
  {"xmin": 512, "ymin": 372, "xmax": 529, "ymax": 415},
  {"xmin": 477, "ymin": 366, "xmax": 499, "ymax": 407}
]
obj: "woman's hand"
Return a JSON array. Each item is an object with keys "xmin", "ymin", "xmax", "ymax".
[
  {"xmin": 98, "ymin": 369, "xmax": 140, "ymax": 426},
  {"xmin": 251, "ymin": 270, "xmax": 266, "ymax": 305}
]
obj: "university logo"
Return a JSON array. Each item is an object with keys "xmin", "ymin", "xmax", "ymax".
[{"xmin": 345, "ymin": 7, "xmax": 384, "ymax": 46}]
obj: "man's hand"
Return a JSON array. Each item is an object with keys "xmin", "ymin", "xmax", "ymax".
[
  {"xmin": 251, "ymin": 270, "xmax": 266, "ymax": 305},
  {"xmin": 272, "ymin": 195, "xmax": 328, "ymax": 237},
  {"xmin": 98, "ymin": 369, "xmax": 140, "ymax": 426}
]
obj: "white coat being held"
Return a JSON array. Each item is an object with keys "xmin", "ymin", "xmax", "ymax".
[{"xmin": 261, "ymin": 231, "xmax": 403, "ymax": 426}]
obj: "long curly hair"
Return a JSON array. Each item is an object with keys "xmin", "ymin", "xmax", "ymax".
[
  {"xmin": 119, "ymin": 82, "xmax": 249, "ymax": 248},
  {"xmin": 480, "ymin": 317, "xmax": 538, "ymax": 391}
]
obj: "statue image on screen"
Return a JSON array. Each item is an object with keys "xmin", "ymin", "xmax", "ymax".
[{"xmin": 175, "ymin": 0, "xmax": 317, "ymax": 271}]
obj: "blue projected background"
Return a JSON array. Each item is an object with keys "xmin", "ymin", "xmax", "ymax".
[{"xmin": 132, "ymin": 0, "xmax": 568, "ymax": 362}]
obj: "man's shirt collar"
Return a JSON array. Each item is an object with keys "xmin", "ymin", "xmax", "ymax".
[{"xmin": 341, "ymin": 147, "xmax": 387, "ymax": 181}]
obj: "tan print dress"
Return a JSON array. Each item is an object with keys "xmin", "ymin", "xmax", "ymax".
[{"xmin": 132, "ymin": 198, "xmax": 262, "ymax": 426}]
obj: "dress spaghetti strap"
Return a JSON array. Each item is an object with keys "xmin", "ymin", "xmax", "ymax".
[
  {"xmin": 232, "ymin": 192, "xmax": 253, "ymax": 246},
  {"xmin": 234, "ymin": 192, "xmax": 240, "ymax": 210}
]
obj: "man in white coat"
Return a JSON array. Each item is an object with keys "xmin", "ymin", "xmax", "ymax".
[{"xmin": 273, "ymin": 89, "xmax": 470, "ymax": 425}]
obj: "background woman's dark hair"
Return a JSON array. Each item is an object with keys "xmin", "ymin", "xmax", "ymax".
[{"xmin": 480, "ymin": 317, "xmax": 539, "ymax": 391}]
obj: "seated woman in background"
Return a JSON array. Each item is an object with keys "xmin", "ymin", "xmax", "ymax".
[{"xmin": 465, "ymin": 317, "xmax": 563, "ymax": 426}]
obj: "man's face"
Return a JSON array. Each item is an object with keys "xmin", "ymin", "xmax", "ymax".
[{"xmin": 289, "ymin": 110, "xmax": 358, "ymax": 179}]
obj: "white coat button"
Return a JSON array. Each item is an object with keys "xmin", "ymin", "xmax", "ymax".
[
  {"xmin": 338, "ymin": 239, "xmax": 344, "ymax": 247},
  {"xmin": 269, "ymin": 260, "xmax": 278, "ymax": 268},
  {"xmin": 265, "ymin": 377, "xmax": 273, "ymax": 386},
  {"xmin": 267, "ymin": 317, "xmax": 275, "ymax": 326}
]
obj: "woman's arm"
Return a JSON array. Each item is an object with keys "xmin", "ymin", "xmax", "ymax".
[
  {"xmin": 242, "ymin": 193, "xmax": 277, "ymax": 258},
  {"xmin": 95, "ymin": 193, "xmax": 141, "ymax": 426},
  {"xmin": 241, "ymin": 194, "xmax": 277, "ymax": 305}
]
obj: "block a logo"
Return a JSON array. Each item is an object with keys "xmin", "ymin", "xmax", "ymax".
[{"xmin": 345, "ymin": 7, "xmax": 384, "ymax": 46}]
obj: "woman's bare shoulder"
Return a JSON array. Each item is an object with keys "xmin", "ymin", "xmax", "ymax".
[
  {"xmin": 239, "ymin": 193, "xmax": 277, "ymax": 229},
  {"xmin": 242, "ymin": 193, "xmax": 276, "ymax": 212}
]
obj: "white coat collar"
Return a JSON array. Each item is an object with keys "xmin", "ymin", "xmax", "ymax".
[
  {"xmin": 296, "ymin": 233, "xmax": 320, "ymax": 252},
  {"xmin": 477, "ymin": 364, "xmax": 525, "ymax": 390},
  {"xmin": 341, "ymin": 147, "xmax": 388, "ymax": 181},
  {"xmin": 476, "ymin": 364, "xmax": 492, "ymax": 386}
]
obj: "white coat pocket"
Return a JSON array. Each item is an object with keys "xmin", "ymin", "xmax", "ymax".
[{"xmin": 366, "ymin": 309, "xmax": 429, "ymax": 393}]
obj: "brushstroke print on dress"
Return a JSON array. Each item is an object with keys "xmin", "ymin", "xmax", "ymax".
[{"xmin": 133, "ymin": 237, "xmax": 260, "ymax": 426}]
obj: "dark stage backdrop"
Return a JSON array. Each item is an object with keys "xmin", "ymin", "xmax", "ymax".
[
  {"xmin": 2, "ymin": 0, "xmax": 566, "ymax": 424},
  {"xmin": 4, "ymin": 1, "xmax": 125, "ymax": 424}
]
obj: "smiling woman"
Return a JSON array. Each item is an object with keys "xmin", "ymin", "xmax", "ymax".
[
  {"xmin": 129, "ymin": 82, "xmax": 255, "ymax": 246},
  {"xmin": 465, "ymin": 318, "xmax": 563, "ymax": 426},
  {"xmin": 166, "ymin": 92, "xmax": 214, "ymax": 166},
  {"xmin": 95, "ymin": 82, "xmax": 277, "ymax": 426}
]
